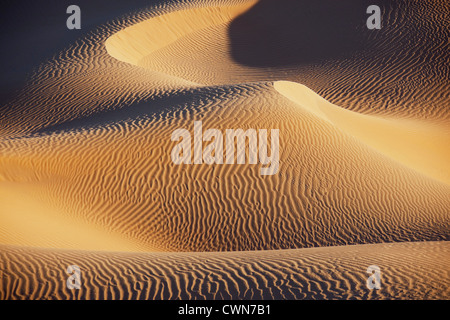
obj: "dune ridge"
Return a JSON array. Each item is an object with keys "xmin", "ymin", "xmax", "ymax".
[
  {"xmin": 105, "ymin": 0, "xmax": 258, "ymax": 65},
  {"xmin": 135, "ymin": 0, "xmax": 450, "ymax": 121},
  {"xmin": 274, "ymin": 81, "xmax": 450, "ymax": 185},
  {"xmin": 2, "ymin": 80, "xmax": 449, "ymax": 253},
  {"xmin": 1, "ymin": 0, "xmax": 449, "ymax": 300}
]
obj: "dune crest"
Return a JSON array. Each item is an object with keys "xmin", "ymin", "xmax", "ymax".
[
  {"xmin": 105, "ymin": 0, "xmax": 258, "ymax": 65},
  {"xmin": 274, "ymin": 81, "xmax": 450, "ymax": 185}
]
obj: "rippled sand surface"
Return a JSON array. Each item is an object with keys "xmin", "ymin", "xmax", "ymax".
[{"xmin": 1, "ymin": 0, "xmax": 449, "ymax": 299}]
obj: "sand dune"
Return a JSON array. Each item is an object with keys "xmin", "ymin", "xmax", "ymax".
[
  {"xmin": 105, "ymin": 0, "xmax": 258, "ymax": 65},
  {"xmin": 135, "ymin": 0, "xmax": 450, "ymax": 120},
  {"xmin": 2, "ymin": 81, "xmax": 449, "ymax": 253},
  {"xmin": 1, "ymin": 242, "xmax": 449, "ymax": 300},
  {"xmin": 0, "ymin": 0, "xmax": 449, "ymax": 300},
  {"xmin": 274, "ymin": 81, "xmax": 450, "ymax": 184}
]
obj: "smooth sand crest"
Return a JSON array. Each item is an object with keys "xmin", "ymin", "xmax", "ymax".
[
  {"xmin": 0, "ymin": 0, "xmax": 449, "ymax": 300},
  {"xmin": 105, "ymin": 0, "xmax": 450, "ymax": 184},
  {"xmin": 105, "ymin": 0, "xmax": 258, "ymax": 65},
  {"xmin": 274, "ymin": 81, "xmax": 450, "ymax": 185}
]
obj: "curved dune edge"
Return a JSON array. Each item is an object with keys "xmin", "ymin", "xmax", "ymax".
[
  {"xmin": 105, "ymin": 0, "xmax": 258, "ymax": 66},
  {"xmin": 1, "ymin": 79, "xmax": 448, "ymax": 253},
  {"xmin": 104, "ymin": 2, "xmax": 450, "ymax": 185},
  {"xmin": 1, "ymin": 241, "xmax": 449, "ymax": 300},
  {"xmin": 104, "ymin": 0, "xmax": 450, "ymax": 123},
  {"xmin": 274, "ymin": 81, "xmax": 450, "ymax": 185}
]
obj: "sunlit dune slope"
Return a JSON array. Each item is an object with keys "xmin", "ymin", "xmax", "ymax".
[
  {"xmin": 1, "ymin": 81, "xmax": 449, "ymax": 252},
  {"xmin": 274, "ymin": 81, "xmax": 450, "ymax": 185},
  {"xmin": 105, "ymin": 0, "xmax": 258, "ymax": 65}
]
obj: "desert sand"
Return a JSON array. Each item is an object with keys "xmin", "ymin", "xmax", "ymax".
[{"xmin": 0, "ymin": 0, "xmax": 449, "ymax": 300}]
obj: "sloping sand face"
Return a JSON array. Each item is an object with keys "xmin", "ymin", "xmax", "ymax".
[
  {"xmin": 105, "ymin": 0, "xmax": 258, "ymax": 65},
  {"xmin": 2, "ymin": 81, "xmax": 449, "ymax": 252},
  {"xmin": 274, "ymin": 81, "xmax": 450, "ymax": 185},
  {"xmin": 0, "ymin": 0, "xmax": 449, "ymax": 300}
]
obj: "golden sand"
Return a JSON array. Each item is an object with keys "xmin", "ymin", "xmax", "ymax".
[{"xmin": 0, "ymin": 0, "xmax": 449, "ymax": 300}]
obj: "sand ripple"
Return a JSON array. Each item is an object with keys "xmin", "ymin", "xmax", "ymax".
[{"xmin": 0, "ymin": 0, "xmax": 449, "ymax": 300}]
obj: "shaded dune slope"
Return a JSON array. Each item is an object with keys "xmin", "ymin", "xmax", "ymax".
[{"xmin": 136, "ymin": 0, "xmax": 450, "ymax": 121}]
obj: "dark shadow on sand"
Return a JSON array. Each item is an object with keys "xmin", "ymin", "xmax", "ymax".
[
  {"xmin": 0, "ymin": 0, "xmax": 165, "ymax": 105},
  {"xmin": 33, "ymin": 86, "xmax": 235, "ymax": 136},
  {"xmin": 228, "ymin": 0, "xmax": 382, "ymax": 67}
]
